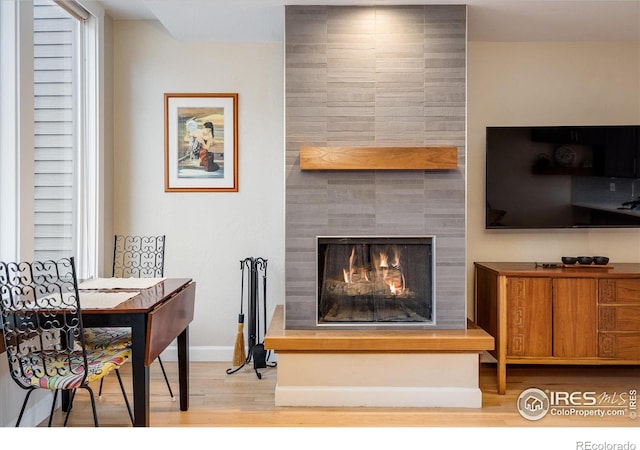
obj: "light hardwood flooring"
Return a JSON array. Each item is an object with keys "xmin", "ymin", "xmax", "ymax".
[{"xmin": 40, "ymin": 360, "xmax": 639, "ymax": 428}]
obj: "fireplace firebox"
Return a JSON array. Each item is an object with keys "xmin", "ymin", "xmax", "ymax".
[{"xmin": 317, "ymin": 236, "xmax": 434, "ymax": 327}]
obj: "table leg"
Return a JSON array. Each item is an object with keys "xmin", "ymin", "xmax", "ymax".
[
  {"xmin": 131, "ymin": 315, "xmax": 150, "ymax": 426},
  {"xmin": 177, "ymin": 326, "xmax": 189, "ymax": 411}
]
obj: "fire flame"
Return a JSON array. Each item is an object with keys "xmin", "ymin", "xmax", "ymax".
[
  {"xmin": 343, "ymin": 247, "xmax": 356, "ymax": 283},
  {"xmin": 392, "ymin": 248, "xmax": 401, "ymax": 268},
  {"xmin": 379, "ymin": 252, "xmax": 388, "ymax": 268},
  {"xmin": 341, "ymin": 246, "xmax": 405, "ymax": 295}
]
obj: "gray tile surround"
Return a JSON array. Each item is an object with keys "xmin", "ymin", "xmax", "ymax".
[{"xmin": 285, "ymin": 5, "xmax": 467, "ymax": 329}]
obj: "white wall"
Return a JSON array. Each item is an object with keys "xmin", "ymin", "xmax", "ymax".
[
  {"xmin": 112, "ymin": 20, "xmax": 285, "ymax": 359},
  {"xmin": 467, "ymin": 41, "xmax": 640, "ymax": 313}
]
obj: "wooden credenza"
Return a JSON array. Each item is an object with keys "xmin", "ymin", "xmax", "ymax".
[{"xmin": 474, "ymin": 262, "xmax": 640, "ymax": 394}]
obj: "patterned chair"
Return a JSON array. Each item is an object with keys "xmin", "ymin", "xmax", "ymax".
[
  {"xmin": 0, "ymin": 257, "xmax": 133, "ymax": 426},
  {"xmin": 84, "ymin": 235, "xmax": 174, "ymax": 400}
]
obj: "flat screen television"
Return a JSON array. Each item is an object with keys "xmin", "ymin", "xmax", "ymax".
[{"xmin": 485, "ymin": 125, "xmax": 640, "ymax": 229}]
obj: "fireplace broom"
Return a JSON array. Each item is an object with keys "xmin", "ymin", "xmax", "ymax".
[
  {"xmin": 232, "ymin": 313, "xmax": 246, "ymax": 366},
  {"xmin": 232, "ymin": 263, "xmax": 247, "ymax": 366}
]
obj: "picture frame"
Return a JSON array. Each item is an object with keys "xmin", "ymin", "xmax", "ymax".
[{"xmin": 164, "ymin": 93, "xmax": 238, "ymax": 192}]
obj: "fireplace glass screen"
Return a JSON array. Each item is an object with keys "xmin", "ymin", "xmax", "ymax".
[{"xmin": 317, "ymin": 237, "xmax": 434, "ymax": 325}]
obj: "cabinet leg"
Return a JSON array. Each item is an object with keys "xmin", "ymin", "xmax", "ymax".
[{"xmin": 497, "ymin": 360, "xmax": 506, "ymax": 395}]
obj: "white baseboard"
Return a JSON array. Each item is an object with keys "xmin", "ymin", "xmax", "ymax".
[
  {"xmin": 158, "ymin": 345, "xmax": 278, "ymax": 363},
  {"xmin": 274, "ymin": 385, "xmax": 483, "ymax": 408}
]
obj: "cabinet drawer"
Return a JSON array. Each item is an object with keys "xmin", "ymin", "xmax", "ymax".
[
  {"xmin": 599, "ymin": 306, "xmax": 640, "ymax": 331},
  {"xmin": 598, "ymin": 333, "xmax": 640, "ymax": 358},
  {"xmin": 600, "ymin": 279, "xmax": 640, "ymax": 304}
]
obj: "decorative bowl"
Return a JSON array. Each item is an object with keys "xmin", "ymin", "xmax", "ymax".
[
  {"xmin": 577, "ymin": 256, "xmax": 593, "ymax": 265},
  {"xmin": 593, "ymin": 256, "xmax": 609, "ymax": 265},
  {"xmin": 561, "ymin": 257, "xmax": 577, "ymax": 265}
]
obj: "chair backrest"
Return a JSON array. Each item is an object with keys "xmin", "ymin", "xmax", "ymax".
[
  {"xmin": 112, "ymin": 235, "xmax": 165, "ymax": 278},
  {"xmin": 0, "ymin": 257, "xmax": 89, "ymax": 390}
]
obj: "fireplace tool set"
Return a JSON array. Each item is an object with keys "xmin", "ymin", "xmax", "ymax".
[{"xmin": 227, "ymin": 256, "xmax": 276, "ymax": 379}]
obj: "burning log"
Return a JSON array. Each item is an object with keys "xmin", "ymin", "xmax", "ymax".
[{"xmin": 324, "ymin": 267, "xmax": 414, "ymax": 299}]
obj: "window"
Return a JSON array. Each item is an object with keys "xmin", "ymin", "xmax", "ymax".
[
  {"xmin": 33, "ymin": 0, "xmax": 77, "ymax": 261},
  {"xmin": 1, "ymin": 0, "xmax": 100, "ymax": 278},
  {"xmin": 32, "ymin": 0, "xmax": 98, "ymax": 278}
]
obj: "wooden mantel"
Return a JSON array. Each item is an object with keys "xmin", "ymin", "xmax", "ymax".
[{"xmin": 299, "ymin": 146, "xmax": 458, "ymax": 171}]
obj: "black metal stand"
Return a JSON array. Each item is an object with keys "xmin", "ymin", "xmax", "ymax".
[{"xmin": 226, "ymin": 257, "xmax": 277, "ymax": 379}]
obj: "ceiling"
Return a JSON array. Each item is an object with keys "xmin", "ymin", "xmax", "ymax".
[{"xmin": 91, "ymin": 0, "xmax": 640, "ymax": 42}]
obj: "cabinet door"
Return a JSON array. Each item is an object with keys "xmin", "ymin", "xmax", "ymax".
[
  {"xmin": 506, "ymin": 277, "xmax": 552, "ymax": 357},
  {"xmin": 553, "ymin": 278, "xmax": 598, "ymax": 357}
]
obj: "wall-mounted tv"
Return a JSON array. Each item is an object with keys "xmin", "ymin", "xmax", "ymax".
[{"xmin": 485, "ymin": 125, "xmax": 640, "ymax": 229}]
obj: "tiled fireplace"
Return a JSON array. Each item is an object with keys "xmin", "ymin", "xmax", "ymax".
[
  {"xmin": 285, "ymin": 5, "xmax": 467, "ymax": 331},
  {"xmin": 273, "ymin": 5, "xmax": 493, "ymax": 408}
]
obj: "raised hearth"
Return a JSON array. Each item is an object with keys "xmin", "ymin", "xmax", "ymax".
[{"xmin": 265, "ymin": 306, "xmax": 494, "ymax": 407}]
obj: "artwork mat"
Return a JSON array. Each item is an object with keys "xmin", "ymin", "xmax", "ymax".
[{"xmin": 164, "ymin": 93, "xmax": 238, "ymax": 192}]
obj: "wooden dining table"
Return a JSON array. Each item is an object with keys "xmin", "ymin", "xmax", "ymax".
[{"xmin": 68, "ymin": 277, "xmax": 196, "ymax": 427}]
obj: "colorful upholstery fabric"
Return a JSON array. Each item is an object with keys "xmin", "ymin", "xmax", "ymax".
[
  {"xmin": 0, "ymin": 258, "xmax": 135, "ymax": 426},
  {"xmin": 11, "ymin": 346, "xmax": 131, "ymax": 390},
  {"xmin": 84, "ymin": 327, "xmax": 131, "ymax": 350}
]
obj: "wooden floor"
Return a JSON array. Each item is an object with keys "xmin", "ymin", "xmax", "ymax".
[{"xmin": 40, "ymin": 360, "xmax": 639, "ymax": 429}]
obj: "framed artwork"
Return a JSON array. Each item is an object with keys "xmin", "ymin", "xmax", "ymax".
[{"xmin": 164, "ymin": 93, "xmax": 238, "ymax": 192}]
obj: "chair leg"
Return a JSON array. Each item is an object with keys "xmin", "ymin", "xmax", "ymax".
[
  {"xmin": 48, "ymin": 390, "xmax": 59, "ymax": 427},
  {"xmin": 15, "ymin": 388, "xmax": 35, "ymax": 427},
  {"xmin": 115, "ymin": 369, "xmax": 134, "ymax": 425},
  {"xmin": 82, "ymin": 385, "xmax": 100, "ymax": 427},
  {"xmin": 157, "ymin": 356, "xmax": 175, "ymax": 401},
  {"xmin": 98, "ymin": 378, "xmax": 105, "ymax": 399},
  {"xmin": 63, "ymin": 389, "xmax": 77, "ymax": 427}
]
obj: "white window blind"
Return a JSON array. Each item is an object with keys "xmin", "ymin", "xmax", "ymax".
[{"xmin": 33, "ymin": 0, "xmax": 76, "ymax": 261}]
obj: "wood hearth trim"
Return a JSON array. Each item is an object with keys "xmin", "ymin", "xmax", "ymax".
[
  {"xmin": 264, "ymin": 306, "xmax": 494, "ymax": 353},
  {"xmin": 299, "ymin": 146, "xmax": 458, "ymax": 171}
]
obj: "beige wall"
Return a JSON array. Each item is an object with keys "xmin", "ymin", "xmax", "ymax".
[
  {"xmin": 112, "ymin": 21, "xmax": 285, "ymax": 357},
  {"xmin": 466, "ymin": 41, "xmax": 640, "ymax": 315}
]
